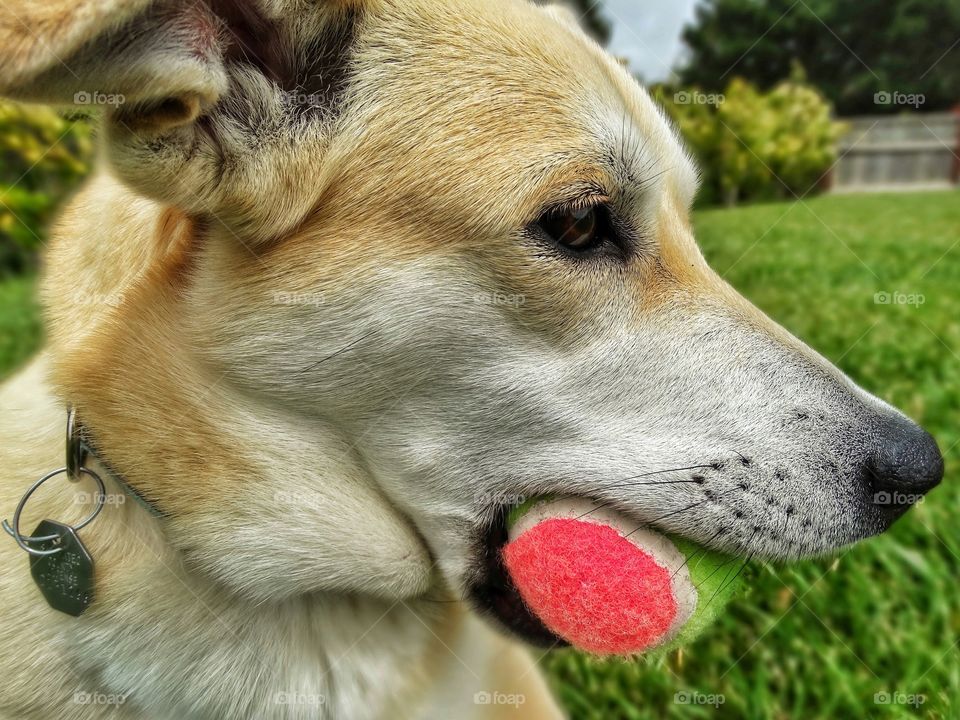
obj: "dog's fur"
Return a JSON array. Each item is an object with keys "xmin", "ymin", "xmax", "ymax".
[{"xmin": 0, "ymin": 1, "xmax": 943, "ymax": 718}]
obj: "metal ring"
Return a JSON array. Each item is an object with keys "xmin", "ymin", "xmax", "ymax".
[
  {"xmin": 2, "ymin": 466, "xmax": 105, "ymax": 557},
  {"xmin": 66, "ymin": 406, "xmax": 88, "ymax": 482}
]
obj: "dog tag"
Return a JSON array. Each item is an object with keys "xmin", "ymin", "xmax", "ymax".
[{"xmin": 28, "ymin": 520, "xmax": 95, "ymax": 617}]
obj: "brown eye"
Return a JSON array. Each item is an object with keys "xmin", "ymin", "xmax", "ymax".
[
  {"xmin": 537, "ymin": 206, "xmax": 599, "ymax": 250},
  {"xmin": 532, "ymin": 202, "xmax": 624, "ymax": 257}
]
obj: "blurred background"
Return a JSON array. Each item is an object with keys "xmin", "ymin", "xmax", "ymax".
[{"xmin": 1, "ymin": 0, "xmax": 957, "ymax": 718}]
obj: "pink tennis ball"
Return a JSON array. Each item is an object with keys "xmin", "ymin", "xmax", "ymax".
[
  {"xmin": 501, "ymin": 498, "xmax": 735, "ymax": 657},
  {"xmin": 503, "ymin": 517, "xmax": 677, "ymax": 654}
]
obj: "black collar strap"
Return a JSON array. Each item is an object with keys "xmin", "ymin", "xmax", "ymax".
[{"xmin": 71, "ymin": 409, "xmax": 165, "ymax": 519}]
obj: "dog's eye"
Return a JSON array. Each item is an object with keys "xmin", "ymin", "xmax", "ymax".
[{"xmin": 533, "ymin": 205, "xmax": 613, "ymax": 254}]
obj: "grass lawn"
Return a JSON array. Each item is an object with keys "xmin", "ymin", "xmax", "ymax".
[
  {"xmin": 1, "ymin": 191, "xmax": 958, "ymax": 718},
  {"xmin": 0, "ymin": 273, "xmax": 42, "ymax": 373}
]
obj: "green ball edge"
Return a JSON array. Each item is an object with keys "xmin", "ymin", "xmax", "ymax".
[{"xmin": 649, "ymin": 536, "xmax": 745, "ymax": 658}]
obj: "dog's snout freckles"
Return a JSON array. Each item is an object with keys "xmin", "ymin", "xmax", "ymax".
[{"xmin": 500, "ymin": 306, "xmax": 944, "ymax": 563}]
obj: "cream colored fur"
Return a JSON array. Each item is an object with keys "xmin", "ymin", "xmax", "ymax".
[{"xmin": 0, "ymin": 0, "xmax": 935, "ymax": 718}]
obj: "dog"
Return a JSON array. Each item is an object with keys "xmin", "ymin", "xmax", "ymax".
[{"xmin": 0, "ymin": 0, "xmax": 944, "ymax": 718}]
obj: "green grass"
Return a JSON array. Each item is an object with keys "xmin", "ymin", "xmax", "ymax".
[
  {"xmin": 1, "ymin": 192, "xmax": 958, "ymax": 719},
  {"xmin": 0, "ymin": 274, "xmax": 42, "ymax": 374}
]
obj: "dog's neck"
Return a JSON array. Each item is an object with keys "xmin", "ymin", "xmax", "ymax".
[{"xmin": 41, "ymin": 185, "xmax": 436, "ymax": 605}]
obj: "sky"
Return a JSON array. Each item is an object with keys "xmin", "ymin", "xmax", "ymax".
[{"xmin": 600, "ymin": 0, "xmax": 701, "ymax": 82}]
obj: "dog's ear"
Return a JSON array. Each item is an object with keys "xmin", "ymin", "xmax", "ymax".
[
  {"xmin": 542, "ymin": 4, "xmax": 594, "ymax": 36},
  {"xmin": 0, "ymin": 0, "xmax": 227, "ymax": 132},
  {"xmin": 0, "ymin": 0, "xmax": 362, "ymax": 239}
]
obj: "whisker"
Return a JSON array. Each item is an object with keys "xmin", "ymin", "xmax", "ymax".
[
  {"xmin": 610, "ymin": 463, "xmax": 716, "ymax": 484},
  {"xmin": 705, "ymin": 561, "xmax": 740, "ymax": 608},
  {"xmin": 695, "ymin": 558, "xmax": 737, "ymax": 590},
  {"xmin": 704, "ymin": 527, "xmax": 759, "ymax": 608},
  {"xmin": 524, "ymin": 473, "xmax": 709, "ymax": 515},
  {"xmin": 574, "ymin": 501, "xmax": 611, "ymax": 520},
  {"xmin": 613, "ymin": 478, "xmax": 706, "ymax": 490},
  {"xmin": 297, "ymin": 331, "xmax": 374, "ymax": 374},
  {"xmin": 625, "ymin": 497, "xmax": 716, "ymax": 538},
  {"xmin": 625, "ymin": 487, "xmax": 739, "ymax": 539},
  {"xmin": 673, "ymin": 527, "xmax": 726, "ymax": 579},
  {"xmin": 705, "ymin": 553, "xmax": 752, "ymax": 610},
  {"xmin": 536, "ymin": 455, "xmax": 737, "ymax": 503},
  {"xmin": 676, "ymin": 546, "xmax": 707, "ymax": 576}
]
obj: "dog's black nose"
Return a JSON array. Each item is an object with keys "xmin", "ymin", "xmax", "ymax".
[{"xmin": 866, "ymin": 414, "xmax": 944, "ymax": 505}]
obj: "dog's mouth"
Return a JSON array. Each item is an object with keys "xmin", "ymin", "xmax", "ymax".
[
  {"xmin": 465, "ymin": 495, "xmax": 746, "ymax": 647},
  {"xmin": 465, "ymin": 498, "xmax": 723, "ymax": 649},
  {"xmin": 466, "ymin": 509, "xmax": 568, "ymax": 649}
]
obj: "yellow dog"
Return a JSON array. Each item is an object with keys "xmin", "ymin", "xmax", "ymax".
[{"xmin": 0, "ymin": 1, "xmax": 942, "ymax": 717}]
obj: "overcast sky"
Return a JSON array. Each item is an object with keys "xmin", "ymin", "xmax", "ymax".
[{"xmin": 600, "ymin": 0, "xmax": 701, "ymax": 82}]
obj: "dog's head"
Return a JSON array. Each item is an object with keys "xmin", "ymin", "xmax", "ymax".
[{"xmin": 4, "ymin": 0, "xmax": 942, "ymax": 643}]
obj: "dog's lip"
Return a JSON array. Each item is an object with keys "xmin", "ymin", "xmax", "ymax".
[
  {"xmin": 466, "ymin": 509, "xmax": 567, "ymax": 648},
  {"xmin": 522, "ymin": 495, "xmax": 731, "ymax": 555}
]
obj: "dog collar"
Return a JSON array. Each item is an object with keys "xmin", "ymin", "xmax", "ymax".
[
  {"xmin": 2, "ymin": 407, "xmax": 162, "ymax": 616},
  {"xmin": 68, "ymin": 409, "xmax": 164, "ymax": 520}
]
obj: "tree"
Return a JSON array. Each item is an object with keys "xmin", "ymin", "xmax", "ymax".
[
  {"xmin": 566, "ymin": 0, "xmax": 612, "ymax": 45},
  {"xmin": 676, "ymin": 0, "xmax": 960, "ymax": 115}
]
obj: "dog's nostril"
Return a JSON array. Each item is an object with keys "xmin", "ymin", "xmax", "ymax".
[{"xmin": 865, "ymin": 414, "xmax": 944, "ymax": 503}]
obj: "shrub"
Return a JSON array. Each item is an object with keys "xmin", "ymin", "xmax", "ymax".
[
  {"xmin": 0, "ymin": 101, "xmax": 93, "ymax": 276},
  {"xmin": 654, "ymin": 72, "xmax": 845, "ymax": 206}
]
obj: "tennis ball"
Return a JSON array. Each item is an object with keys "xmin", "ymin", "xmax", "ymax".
[{"xmin": 502, "ymin": 497, "xmax": 744, "ymax": 657}]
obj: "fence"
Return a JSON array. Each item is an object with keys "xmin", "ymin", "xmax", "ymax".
[{"xmin": 830, "ymin": 111, "xmax": 959, "ymax": 192}]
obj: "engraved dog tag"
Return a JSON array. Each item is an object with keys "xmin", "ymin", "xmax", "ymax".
[{"xmin": 28, "ymin": 520, "xmax": 94, "ymax": 617}]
